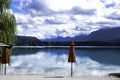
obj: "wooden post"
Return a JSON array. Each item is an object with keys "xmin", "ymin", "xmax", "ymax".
[
  {"xmin": 4, "ymin": 64, "xmax": 6, "ymax": 75},
  {"xmin": 0, "ymin": 43, "xmax": 12, "ymax": 75},
  {"xmin": 71, "ymin": 62, "xmax": 73, "ymax": 77},
  {"xmin": 1, "ymin": 47, "xmax": 10, "ymax": 75}
]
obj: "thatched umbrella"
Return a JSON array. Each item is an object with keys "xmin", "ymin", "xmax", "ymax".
[
  {"xmin": 68, "ymin": 41, "xmax": 76, "ymax": 77},
  {"xmin": 1, "ymin": 47, "xmax": 10, "ymax": 75}
]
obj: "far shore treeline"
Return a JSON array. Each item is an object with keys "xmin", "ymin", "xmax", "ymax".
[{"xmin": 15, "ymin": 36, "xmax": 120, "ymax": 46}]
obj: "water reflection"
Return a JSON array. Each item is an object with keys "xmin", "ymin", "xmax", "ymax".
[
  {"xmin": 5, "ymin": 47, "xmax": 120, "ymax": 76},
  {"xmin": 12, "ymin": 47, "xmax": 120, "ymax": 65}
]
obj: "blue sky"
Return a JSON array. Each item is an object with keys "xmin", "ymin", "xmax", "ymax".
[{"xmin": 11, "ymin": 0, "xmax": 120, "ymax": 39}]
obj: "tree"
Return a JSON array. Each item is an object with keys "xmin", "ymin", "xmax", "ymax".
[
  {"xmin": 0, "ymin": 0, "xmax": 16, "ymax": 64},
  {"xmin": 0, "ymin": 0, "xmax": 16, "ymax": 44},
  {"xmin": 0, "ymin": 0, "xmax": 11, "ymax": 13}
]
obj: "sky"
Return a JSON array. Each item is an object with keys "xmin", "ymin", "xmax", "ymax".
[{"xmin": 11, "ymin": 0, "xmax": 120, "ymax": 39}]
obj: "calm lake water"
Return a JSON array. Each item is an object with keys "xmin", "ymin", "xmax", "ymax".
[{"xmin": 1, "ymin": 46, "xmax": 120, "ymax": 76}]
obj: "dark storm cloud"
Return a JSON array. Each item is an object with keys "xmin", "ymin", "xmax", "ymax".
[
  {"xmin": 27, "ymin": 1, "xmax": 46, "ymax": 11},
  {"xmin": 57, "ymin": 7, "xmax": 96, "ymax": 16},
  {"xmin": 105, "ymin": 3, "xmax": 115, "ymax": 8},
  {"xmin": 22, "ymin": 0, "xmax": 96, "ymax": 17},
  {"xmin": 22, "ymin": 0, "xmax": 53, "ymax": 16},
  {"xmin": 86, "ymin": 19, "xmax": 120, "ymax": 29},
  {"xmin": 97, "ymin": 21, "xmax": 114, "ymax": 27},
  {"xmin": 92, "ymin": 21, "xmax": 120, "ymax": 28},
  {"xmin": 70, "ymin": 7, "xmax": 96, "ymax": 16},
  {"xmin": 44, "ymin": 19, "xmax": 65, "ymax": 25},
  {"xmin": 101, "ymin": 0, "xmax": 115, "ymax": 8},
  {"xmin": 105, "ymin": 12, "xmax": 120, "ymax": 20}
]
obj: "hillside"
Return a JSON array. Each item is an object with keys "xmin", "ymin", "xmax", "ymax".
[
  {"xmin": 86, "ymin": 27, "xmax": 120, "ymax": 42},
  {"xmin": 16, "ymin": 36, "xmax": 42, "ymax": 46}
]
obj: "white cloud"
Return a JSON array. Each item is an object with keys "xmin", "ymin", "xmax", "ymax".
[
  {"xmin": 46, "ymin": 0, "xmax": 81, "ymax": 11},
  {"xmin": 15, "ymin": 13, "xmax": 29, "ymax": 24},
  {"xmin": 47, "ymin": 0, "xmax": 104, "ymax": 11},
  {"xmin": 17, "ymin": 25, "xmax": 24, "ymax": 35},
  {"xmin": 12, "ymin": 0, "xmax": 120, "ymax": 39}
]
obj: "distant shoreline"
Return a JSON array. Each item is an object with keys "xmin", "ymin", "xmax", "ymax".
[{"xmin": 12, "ymin": 46, "xmax": 120, "ymax": 49}]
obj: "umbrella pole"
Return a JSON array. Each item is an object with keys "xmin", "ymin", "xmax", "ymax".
[
  {"xmin": 4, "ymin": 64, "xmax": 6, "ymax": 75},
  {"xmin": 71, "ymin": 62, "xmax": 73, "ymax": 77}
]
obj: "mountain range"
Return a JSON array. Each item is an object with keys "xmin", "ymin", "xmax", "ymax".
[
  {"xmin": 16, "ymin": 27, "xmax": 120, "ymax": 46},
  {"xmin": 42, "ymin": 35, "xmax": 86, "ymax": 42},
  {"xmin": 42, "ymin": 27, "xmax": 120, "ymax": 42}
]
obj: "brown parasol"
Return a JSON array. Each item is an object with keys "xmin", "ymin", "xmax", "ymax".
[
  {"xmin": 1, "ymin": 47, "xmax": 10, "ymax": 75},
  {"xmin": 68, "ymin": 41, "xmax": 76, "ymax": 77}
]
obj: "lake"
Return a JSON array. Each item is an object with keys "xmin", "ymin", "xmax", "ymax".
[{"xmin": 1, "ymin": 46, "xmax": 120, "ymax": 76}]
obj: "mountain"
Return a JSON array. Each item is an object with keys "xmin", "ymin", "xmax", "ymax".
[
  {"xmin": 16, "ymin": 36, "xmax": 42, "ymax": 46},
  {"xmin": 86, "ymin": 27, "xmax": 120, "ymax": 42},
  {"xmin": 42, "ymin": 35, "xmax": 86, "ymax": 42},
  {"xmin": 42, "ymin": 27, "xmax": 120, "ymax": 43},
  {"xmin": 16, "ymin": 27, "xmax": 120, "ymax": 46}
]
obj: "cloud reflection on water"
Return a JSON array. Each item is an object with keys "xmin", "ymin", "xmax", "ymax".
[{"xmin": 3, "ymin": 51, "xmax": 120, "ymax": 76}]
